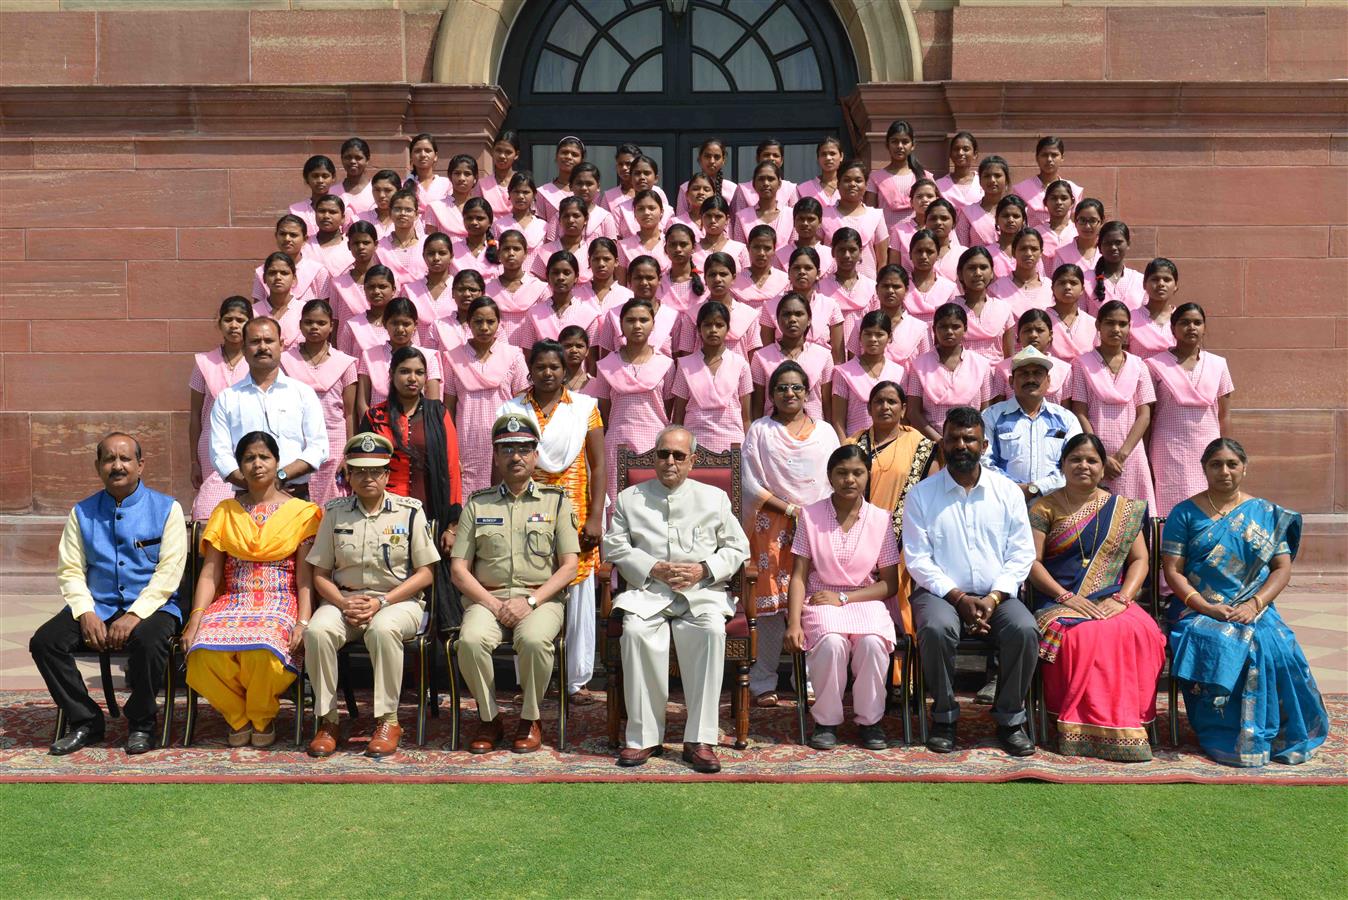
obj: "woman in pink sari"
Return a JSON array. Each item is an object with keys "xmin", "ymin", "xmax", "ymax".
[
  {"xmin": 1028, "ymin": 433, "xmax": 1164, "ymax": 761},
  {"xmin": 785, "ymin": 444, "xmax": 901, "ymax": 751},
  {"xmin": 190, "ymin": 297, "xmax": 252, "ymax": 520}
]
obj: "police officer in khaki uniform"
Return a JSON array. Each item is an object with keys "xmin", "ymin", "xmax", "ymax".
[
  {"xmin": 451, "ymin": 414, "xmax": 580, "ymax": 754},
  {"xmin": 305, "ymin": 433, "xmax": 440, "ymax": 759}
]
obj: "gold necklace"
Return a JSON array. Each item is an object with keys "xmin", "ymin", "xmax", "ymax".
[{"xmin": 1204, "ymin": 490, "xmax": 1241, "ymax": 519}]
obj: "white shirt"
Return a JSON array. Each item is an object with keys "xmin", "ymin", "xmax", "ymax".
[
  {"xmin": 901, "ymin": 467, "xmax": 1035, "ymax": 599},
  {"xmin": 209, "ymin": 369, "xmax": 328, "ymax": 483}
]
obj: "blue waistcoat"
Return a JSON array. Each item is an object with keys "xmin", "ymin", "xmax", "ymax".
[{"xmin": 72, "ymin": 482, "xmax": 182, "ymax": 622}]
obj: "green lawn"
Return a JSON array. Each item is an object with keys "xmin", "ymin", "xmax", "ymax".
[{"xmin": 2, "ymin": 783, "xmax": 1343, "ymax": 898}]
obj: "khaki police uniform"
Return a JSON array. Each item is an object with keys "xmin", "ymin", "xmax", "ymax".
[
  {"xmin": 452, "ymin": 480, "xmax": 581, "ymax": 723},
  {"xmin": 305, "ymin": 491, "xmax": 440, "ymax": 723}
]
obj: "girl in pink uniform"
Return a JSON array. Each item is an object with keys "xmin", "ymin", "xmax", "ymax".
[
  {"xmin": 989, "ymin": 227, "xmax": 1052, "ymax": 317},
  {"xmin": 512, "ymin": 250, "xmax": 602, "ymax": 351},
  {"xmin": 991, "ymin": 309, "xmax": 1072, "ymax": 403},
  {"xmin": 253, "ymin": 252, "xmax": 304, "ymax": 349},
  {"xmin": 562, "ymin": 163, "xmax": 619, "ymax": 242},
  {"xmin": 334, "ymin": 137, "xmax": 375, "ymax": 218},
  {"xmin": 442, "ymin": 297, "xmax": 530, "ymax": 494},
  {"xmin": 672, "ymin": 252, "xmax": 761, "ymax": 359},
  {"xmin": 356, "ymin": 169, "xmax": 406, "ymax": 238},
  {"xmin": 865, "ymin": 120, "xmax": 926, "ymax": 231},
  {"xmin": 597, "ymin": 255, "xmax": 677, "ymax": 356},
  {"xmin": 1130, "ymin": 258, "xmax": 1180, "ymax": 359},
  {"xmin": 674, "ymin": 172, "xmax": 714, "ymax": 240},
  {"xmin": 335, "ymin": 264, "xmax": 397, "ymax": 356},
  {"xmin": 1050, "ymin": 198, "xmax": 1105, "ymax": 285},
  {"xmin": 953, "ymin": 246, "xmax": 1015, "ymax": 362},
  {"xmin": 818, "ymin": 227, "xmax": 876, "ymax": 337},
  {"xmin": 537, "ymin": 136, "xmax": 584, "ymax": 227},
  {"xmin": 288, "ymin": 155, "xmax": 338, "ymax": 237},
  {"xmin": 694, "ymin": 196, "xmax": 748, "ymax": 272},
  {"xmin": 920, "ymin": 199, "xmax": 964, "ymax": 283},
  {"xmin": 251, "ymin": 215, "xmax": 331, "ymax": 306},
  {"xmin": 1039, "ymin": 180, "xmax": 1079, "ymax": 263},
  {"xmin": 601, "ymin": 142, "xmax": 643, "ymax": 213},
  {"xmin": 611, "ymin": 155, "xmax": 671, "ymax": 238},
  {"xmin": 407, "ymin": 133, "xmax": 450, "ymax": 207},
  {"xmin": 1068, "ymin": 299, "xmax": 1157, "ymax": 508},
  {"xmin": 282, "ymin": 299, "xmax": 357, "ymax": 506},
  {"xmin": 887, "ymin": 178, "xmax": 940, "ymax": 271},
  {"xmin": 475, "ymin": 130, "xmax": 519, "ymax": 218},
  {"xmin": 1089, "ymin": 221, "xmax": 1146, "ymax": 314},
  {"xmin": 752, "ymin": 293, "xmax": 835, "ymax": 420},
  {"xmin": 427, "ymin": 269, "xmax": 483, "ymax": 361},
  {"xmin": 904, "ymin": 302, "xmax": 993, "ymax": 442},
  {"xmin": 733, "ymin": 138, "xmax": 798, "ymax": 213},
  {"xmin": 376, "ymin": 189, "xmax": 428, "ymax": 286},
  {"xmin": 1046, "ymin": 262, "xmax": 1097, "ymax": 364},
  {"xmin": 905, "ymin": 229, "xmax": 960, "ymax": 324},
  {"xmin": 831, "ymin": 310, "xmax": 907, "ymax": 439},
  {"xmin": 450, "ymin": 197, "xmax": 502, "ymax": 280},
  {"xmin": 617, "ymin": 190, "xmax": 670, "ymax": 278},
  {"xmin": 985, "ymin": 195, "xmax": 1036, "ymax": 278},
  {"xmin": 403, "ymin": 232, "xmax": 453, "ymax": 338},
  {"xmin": 592, "ymin": 298, "xmax": 675, "ymax": 505},
  {"xmin": 329, "ymin": 222, "xmax": 380, "ymax": 325},
  {"xmin": 823, "ymin": 160, "xmax": 888, "ymax": 279},
  {"xmin": 848, "ymin": 264, "xmax": 932, "ymax": 365},
  {"xmin": 733, "ymin": 225, "xmax": 791, "ymax": 314},
  {"xmin": 734, "ymin": 161, "xmax": 795, "ymax": 248},
  {"xmin": 493, "ymin": 172, "xmax": 547, "ymax": 271},
  {"xmin": 956, "ymin": 155, "xmax": 1011, "ymax": 250},
  {"xmin": 676, "ymin": 137, "xmax": 737, "ymax": 219},
  {"xmin": 560, "ymin": 325, "xmax": 595, "ymax": 396},
  {"xmin": 935, "ymin": 131, "xmax": 982, "ymax": 212},
  {"xmin": 1012, "ymin": 137, "xmax": 1084, "ymax": 230},
  {"xmin": 488, "ymin": 229, "xmax": 549, "ymax": 342},
  {"xmin": 761, "ymin": 249, "xmax": 844, "ymax": 363},
  {"xmin": 577, "ymin": 237, "xmax": 632, "ymax": 325},
  {"xmin": 659, "ymin": 224, "xmax": 703, "ymax": 314},
  {"xmin": 190, "ymin": 297, "xmax": 253, "ymax": 520},
  {"xmin": 797, "ymin": 136, "xmax": 844, "ymax": 208},
  {"xmin": 531, "ymin": 196, "xmax": 593, "ymax": 284},
  {"xmin": 775, "ymin": 197, "xmax": 835, "ymax": 277},
  {"xmin": 1147, "ymin": 302, "xmax": 1234, "ymax": 517},
  {"xmin": 307, "ymin": 195, "xmax": 355, "ymax": 279},
  {"xmin": 356, "ymin": 297, "xmax": 442, "ymax": 420},
  {"xmin": 672, "ymin": 300, "xmax": 753, "ymax": 452},
  {"xmin": 423, "ymin": 154, "xmax": 479, "ymax": 238}
]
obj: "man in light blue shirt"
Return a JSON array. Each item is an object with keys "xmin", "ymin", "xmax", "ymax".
[
  {"xmin": 209, "ymin": 317, "xmax": 328, "ymax": 500},
  {"xmin": 902, "ymin": 405, "xmax": 1038, "ymax": 757},
  {"xmin": 982, "ymin": 346, "xmax": 1081, "ymax": 502}
]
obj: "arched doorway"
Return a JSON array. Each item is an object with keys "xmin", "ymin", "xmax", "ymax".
[{"xmin": 498, "ymin": 0, "xmax": 860, "ymax": 193}]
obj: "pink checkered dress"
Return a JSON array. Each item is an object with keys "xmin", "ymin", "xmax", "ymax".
[
  {"xmin": 1068, "ymin": 351, "xmax": 1157, "ymax": 509},
  {"xmin": 442, "ymin": 343, "xmax": 530, "ymax": 494},
  {"xmin": 591, "ymin": 352, "xmax": 675, "ymax": 505},
  {"xmin": 671, "ymin": 351, "xmax": 753, "ymax": 452}
]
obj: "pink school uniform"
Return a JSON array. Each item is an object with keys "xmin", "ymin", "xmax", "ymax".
[
  {"xmin": 932, "ymin": 241, "xmax": 965, "ymax": 283},
  {"xmin": 774, "ymin": 242, "xmax": 835, "ymax": 278},
  {"xmin": 991, "ymin": 355, "xmax": 1072, "ymax": 403},
  {"xmin": 957, "ymin": 297, "xmax": 1015, "ymax": 362},
  {"xmin": 797, "ymin": 177, "xmax": 841, "ymax": 209},
  {"xmin": 424, "ymin": 200, "xmax": 467, "ymax": 239},
  {"xmin": 988, "ymin": 275, "xmax": 1053, "ymax": 318},
  {"xmin": 867, "ymin": 168, "xmax": 916, "ymax": 231},
  {"xmin": 733, "ymin": 206, "xmax": 796, "ymax": 248},
  {"xmin": 534, "ymin": 181, "xmax": 572, "ymax": 227},
  {"xmin": 1048, "ymin": 308, "xmax": 1098, "ymax": 364},
  {"xmin": 596, "ymin": 300, "xmax": 679, "ymax": 356},
  {"xmin": 281, "ymin": 346, "xmax": 357, "ymax": 506},
  {"xmin": 493, "ymin": 213, "xmax": 548, "ymax": 263},
  {"xmin": 591, "ymin": 352, "xmax": 675, "ymax": 504},
  {"xmin": 251, "ymin": 256, "xmax": 331, "ymax": 306},
  {"xmin": 1039, "ymin": 222, "xmax": 1078, "ymax": 265},
  {"xmin": 188, "ymin": 349, "xmax": 248, "ymax": 520},
  {"xmin": 576, "ymin": 281, "xmax": 633, "ymax": 317},
  {"xmin": 357, "ymin": 341, "xmax": 442, "ymax": 409},
  {"xmin": 1049, "ymin": 242, "xmax": 1100, "ymax": 287},
  {"xmin": 400, "ymin": 277, "xmax": 452, "ymax": 344},
  {"xmin": 846, "ymin": 310, "xmax": 931, "ymax": 365},
  {"xmin": 668, "ymin": 214, "xmax": 705, "ymax": 243},
  {"xmin": 329, "ymin": 266, "xmax": 372, "ymax": 325},
  {"xmin": 752, "ymin": 343, "xmax": 835, "ymax": 420},
  {"xmin": 822, "ymin": 205, "xmax": 887, "ymax": 280},
  {"xmin": 1068, "ymin": 352, "xmax": 1157, "ymax": 508},
  {"xmin": 612, "ymin": 196, "xmax": 675, "ymax": 240},
  {"xmin": 510, "ymin": 297, "xmax": 602, "ymax": 349},
  {"xmin": 449, "ymin": 239, "xmax": 503, "ymax": 281},
  {"xmin": 412, "ymin": 175, "xmax": 452, "ymax": 208},
  {"xmin": 1146, "ymin": 351, "xmax": 1235, "ymax": 517},
  {"xmin": 1088, "ymin": 268, "xmax": 1146, "ymax": 315},
  {"xmin": 656, "ymin": 275, "xmax": 700, "ymax": 315},
  {"xmin": 675, "ymin": 177, "xmax": 737, "ymax": 219},
  {"xmin": 251, "ymin": 298, "xmax": 303, "ymax": 349},
  {"xmin": 671, "ymin": 351, "xmax": 753, "ymax": 452},
  {"xmin": 1013, "ymin": 176, "xmax": 1084, "ymax": 230},
  {"xmin": 760, "ymin": 292, "xmax": 843, "ymax": 351},
  {"xmin": 486, "ymin": 275, "xmax": 550, "ymax": 343},
  {"xmin": 1127, "ymin": 307, "xmax": 1177, "ymax": 359},
  {"xmin": 729, "ymin": 267, "xmax": 789, "ymax": 313},
  {"xmin": 935, "ymin": 174, "xmax": 982, "ymax": 211},
  {"xmin": 617, "ymin": 235, "xmax": 670, "ymax": 274},
  {"xmin": 692, "ymin": 238, "xmax": 750, "ymax": 274},
  {"xmin": 733, "ymin": 179, "xmax": 798, "ymax": 214},
  {"xmin": 888, "ymin": 215, "xmax": 923, "ymax": 270},
  {"xmin": 306, "ymin": 237, "xmax": 356, "ymax": 280},
  {"xmin": 904, "ymin": 275, "xmax": 959, "ymax": 324},
  {"xmin": 956, "ymin": 204, "xmax": 998, "ymax": 250},
  {"xmin": 375, "ymin": 234, "xmax": 428, "ymax": 286},
  {"xmin": 903, "ymin": 349, "xmax": 993, "ymax": 428},
  {"xmin": 332, "ymin": 181, "xmax": 375, "ymax": 217},
  {"xmin": 355, "ymin": 210, "xmax": 400, "ymax": 240},
  {"xmin": 671, "ymin": 300, "xmax": 763, "ymax": 358},
  {"xmin": 442, "ymin": 342, "xmax": 530, "ymax": 494},
  {"xmin": 335, "ymin": 314, "xmax": 389, "ymax": 358},
  {"xmin": 833, "ymin": 357, "xmax": 908, "ymax": 435},
  {"xmin": 475, "ymin": 174, "xmax": 513, "ymax": 217},
  {"xmin": 286, "ymin": 200, "xmax": 322, "ymax": 239},
  {"xmin": 983, "ymin": 244, "xmax": 1045, "ymax": 281},
  {"xmin": 817, "ymin": 273, "xmax": 877, "ymax": 327},
  {"xmin": 546, "ymin": 205, "xmax": 620, "ymax": 243},
  {"xmin": 427, "ymin": 314, "xmax": 470, "ymax": 361}
]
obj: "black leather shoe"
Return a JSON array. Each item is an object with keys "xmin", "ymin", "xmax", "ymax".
[
  {"xmin": 125, "ymin": 730, "xmax": 155, "ymax": 755},
  {"xmin": 808, "ymin": 724, "xmax": 838, "ymax": 750},
  {"xmin": 997, "ymin": 723, "xmax": 1036, "ymax": 757},
  {"xmin": 49, "ymin": 723, "xmax": 104, "ymax": 756},
  {"xmin": 925, "ymin": 721, "xmax": 957, "ymax": 753},
  {"xmin": 857, "ymin": 723, "xmax": 888, "ymax": 751}
]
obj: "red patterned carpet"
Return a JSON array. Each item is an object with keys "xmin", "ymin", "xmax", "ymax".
[{"xmin": 0, "ymin": 689, "xmax": 1343, "ymax": 785}]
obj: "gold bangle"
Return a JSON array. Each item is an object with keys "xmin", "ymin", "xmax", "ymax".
[
  {"xmin": 187, "ymin": 608, "xmax": 205, "ymax": 619},
  {"xmin": 1182, "ymin": 590, "xmax": 1201, "ymax": 607}
]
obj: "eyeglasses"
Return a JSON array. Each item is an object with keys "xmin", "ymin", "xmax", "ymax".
[
  {"xmin": 495, "ymin": 444, "xmax": 536, "ymax": 457},
  {"xmin": 655, "ymin": 449, "xmax": 688, "ymax": 461},
  {"xmin": 773, "ymin": 383, "xmax": 807, "ymax": 394},
  {"xmin": 348, "ymin": 467, "xmax": 388, "ymax": 479}
]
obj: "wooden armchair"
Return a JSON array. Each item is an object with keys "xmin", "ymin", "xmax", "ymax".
[{"xmin": 598, "ymin": 445, "xmax": 757, "ymax": 750}]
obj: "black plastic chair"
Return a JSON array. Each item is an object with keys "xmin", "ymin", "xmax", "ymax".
[
  {"xmin": 791, "ymin": 633, "xmax": 914, "ymax": 746},
  {"xmin": 1147, "ymin": 516, "xmax": 1181, "ymax": 747}
]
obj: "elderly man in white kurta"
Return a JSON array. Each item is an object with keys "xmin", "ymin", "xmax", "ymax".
[{"xmin": 602, "ymin": 426, "xmax": 750, "ymax": 774}]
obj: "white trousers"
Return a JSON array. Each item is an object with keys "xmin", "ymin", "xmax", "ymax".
[
  {"xmin": 620, "ymin": 599, "xmax": 725, "ymax": 748},
  {"xmin": 806, "ymin": 632, "xmax": 890, "ymax": 727}
]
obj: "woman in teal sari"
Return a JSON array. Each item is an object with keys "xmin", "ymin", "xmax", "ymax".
[{"xmin": 1161, "ymin": 438, "xmax": 1329, "ymax": 767}]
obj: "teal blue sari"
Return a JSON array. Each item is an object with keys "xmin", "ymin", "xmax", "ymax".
[{"xmin": 1162, "ymin": 498, "xmax": 1329, "ymax": 767}]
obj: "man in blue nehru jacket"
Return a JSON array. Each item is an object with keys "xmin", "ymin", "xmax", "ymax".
[{"xmin": 30, "ymin": 432, "xmax": 186, "ymax": 756}]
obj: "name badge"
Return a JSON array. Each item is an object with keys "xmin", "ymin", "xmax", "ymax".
[
  {"xmin": 476, "ymin": 517, "xmax": 504, "ymax": 525},
  {"xmin": 334, "ymin": 527, "xmax": 355, "ymax": 535}
]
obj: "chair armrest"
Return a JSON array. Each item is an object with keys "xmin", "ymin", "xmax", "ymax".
[
  {"xmin": 598, "ymin": 568, "xmax": 614, "ymax": 618},
  {"xmin": 739, "ymin": 565, "xmax": 758, "ymax": 623}
]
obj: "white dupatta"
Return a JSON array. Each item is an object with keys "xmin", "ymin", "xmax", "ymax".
[
  {"xmin": 498, "ymin": 391, "xmax": 597, "ymax": 475},
  {"xmin": 741, "ymin": 415, "xmax": 839, "ymax": 515}
]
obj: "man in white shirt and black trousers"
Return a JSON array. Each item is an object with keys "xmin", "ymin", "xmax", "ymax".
[{"xmin": 902, "ymin": 405, "xmax": 1038, "ymax": 757}]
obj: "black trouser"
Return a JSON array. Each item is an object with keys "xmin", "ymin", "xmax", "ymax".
[{"xmin": 29, "ymin": 608, "xmax": 178, "ymax": 731}]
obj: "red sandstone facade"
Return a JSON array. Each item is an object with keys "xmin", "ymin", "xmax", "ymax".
[{"xmin": 1, "ymin": 2, "xmax": 1345, "ymax": 567}]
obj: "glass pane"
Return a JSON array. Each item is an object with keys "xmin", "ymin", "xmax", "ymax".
[
  {"xmin": 725, "ymin": 39, "xmax": 775, "ymax": 91},
  {"xmin": 691, "ymin": 7, "xmax": 739, "ymax": 59},
  {"xmin": 531, "ymin": 146, "xmax": 556, "ymax": 183},
  {"xmin": 578, "ymin": 38, "xmax": 627, "ymax": 92},
  {"xmin": 725, "ymin": 0, "xmax": 771, "ymax": 27},
  {"xmin": 692, "ymin": 55, "xmax": 732, "ymax": 92},
  {"xmin": 782, "ymin": 144, "xmax": 817, "ymax": 184},
  {"xmin": 736, "ymin": 145, "xmax": 757, "ymax": 183},
  {"xmin": 758, "ymin": 4, "xmax": 807, "ymax": 54},
  {"xmin": 577, "ymin": 0, "xmax": 626, "ymax": 26},
  {"xmin": 587, "ymin": 145, "xmax": 617, "ymax": 192},
  {"xmin": 778, "ymin": 47, "xmax": 821, "ymax": 91},
  {"xmin": 625, "ymin": 54, "xmax": 662, "ymax": 92},
  {"xmin": 548, "ymin": 4, "xmax": 597, "ymax": 57},
  {"xmin": 609, "ymin": 7, "xmax": 662, "ymax": 57},
  {"xmin": 533, "ymin": 50, "xmax": 579, "ymax": 93}
]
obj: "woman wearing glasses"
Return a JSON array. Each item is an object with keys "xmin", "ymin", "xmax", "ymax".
[{"xmin": 742, "ymin": 361, "xmax": 840, "ymax": 708}]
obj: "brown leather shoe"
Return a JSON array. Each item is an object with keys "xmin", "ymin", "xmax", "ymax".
[
  {"xmin": 616, "ymin": 745, "xmax": 664, "ymax": 768},
  {"xmin": 307, "ymin": 720, "xmax": 341, "ymax": 758},
  {"xmin": 468, "ymin": 717, "xmax": 503, "ymax": 754},
  {"xmin": 512, "ymin": 718, "xmax": 543, "ymax": 754},
  {"xmin": 364, "ymin": 721, "xmax": 402, "ymax": 759},
  {"xmin": 682, "ymin": 742, "xmax": 722, "ymax": 774}
]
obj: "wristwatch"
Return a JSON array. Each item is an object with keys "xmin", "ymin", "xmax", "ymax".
[
  {"xmin": 277, "ymin": 467, "xmax": 288, "ymax": 483},
  {"xmin": 526, "ymin": 595, "xmax": 538, "ymax": 609},
  {"xmin": 839, "ymin": 592, "xmax": 849, "ymax": 606},
  {"xmin": 377, "ymin": 595, "xmax": 388, "ymax": 610},
  {"xmin": 1026, "ymin": 483, "xmax": 1040, "ymax": 497}
]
